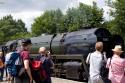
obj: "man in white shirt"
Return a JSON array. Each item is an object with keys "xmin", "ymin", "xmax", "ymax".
[{"xmin": 86, "ymin": 42, "xmax": 106, "ymax": 83}]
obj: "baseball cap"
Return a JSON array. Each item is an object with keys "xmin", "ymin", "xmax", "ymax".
[{"xmin": 21, "ymin": 38, "xmax": 32, "ymax": 44}]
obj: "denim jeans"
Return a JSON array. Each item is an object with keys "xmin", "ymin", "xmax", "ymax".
[{"xmin": 0, "ymin": 68, "xmax": 4, "ymax": 81}]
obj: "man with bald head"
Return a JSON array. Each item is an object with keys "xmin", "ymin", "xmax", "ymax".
[
  {"xmin": 39, "ymin": 47, "xmax": 46, "ymax": 55},
  {"xmin": 36, "ymin": 47, "xmax": 53, "ymax": 83}
]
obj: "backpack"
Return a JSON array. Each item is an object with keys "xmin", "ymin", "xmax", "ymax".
[
  {"xmin": 31, "ymin": 58, "xmax": 47, "ymax": 83},
  {"xmin": 100, "ymin": 55, "xmax": 112, "ymax": 83},
  {"xmin": 6, "ymin": 52, "xmax": 22, "ymax": 77},
  {"xmin": 100, "ymin": 54, "xmax": 108, "ymax": 78}
]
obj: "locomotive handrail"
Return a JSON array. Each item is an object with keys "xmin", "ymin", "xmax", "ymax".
[{"xmin": 52, "ymin": 54, "xmax": 84, "ymax": 60}]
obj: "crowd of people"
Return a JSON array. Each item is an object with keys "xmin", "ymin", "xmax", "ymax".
[
  {"xmin": 86, "ymin": 42, "xmax": 125, "ymax": 83},
  {"xmin": 0, "ymin": 39, "xmax": 125, "ymax": 83},
  {"xmin": 0, "ymin": 38, "xmax": 54, "ymax": 83}
]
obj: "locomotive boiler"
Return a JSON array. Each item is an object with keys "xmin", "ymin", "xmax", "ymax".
[
  {"xmin": 29, "ymin": 28, "xmax": 124, "ymax": 81},
  {"xmin": 5, "ymin": 28, "xmax": 124, "ymax": 81}
]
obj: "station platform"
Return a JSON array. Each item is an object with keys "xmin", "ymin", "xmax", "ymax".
[{"xmin": 1, "ymin": 77, "xmax": 86, "ymax": 83}]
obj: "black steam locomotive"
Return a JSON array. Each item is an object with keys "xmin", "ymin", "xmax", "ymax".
[{"xmin": 5, "ymin": 28, "xmax": 124, "ymax": 81}]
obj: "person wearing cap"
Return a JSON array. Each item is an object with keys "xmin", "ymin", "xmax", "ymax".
[
  {"xmin": 106, "ymin": 45, "xmax": 125, "ymax": 83},
  {"xmin": 14, "ymin": 38, "xmax": 33, "ymax": 83},
  {"xmin": 87, "ymin": 42, "xmax": 106, "ymax": 83}
]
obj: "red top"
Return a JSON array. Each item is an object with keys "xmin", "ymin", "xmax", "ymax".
[{"xmin": 20, "ymin": 50, "xmax": 30, "ymax": 60}]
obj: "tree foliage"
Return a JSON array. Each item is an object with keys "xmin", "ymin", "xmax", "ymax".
[
  {"xmin": 32, "ymin": 9, "xmax": 63, "ymax": 36},
  {"xmin": 0, "ymin": 15, "xmax": 28, "ymax": 44},
  {"xmin": 105, "ymin": 0, "xmax": 125, "ymax": 37},
  {"xmin": 63, "ymin": 2, "xmax": 103, "ymax": 32},
  {"xmin": 31, "ymin": 2, "xmax": 104, "ymax": 36},
  {"xmin": 113, "ymin": 0, "xmax": 125, "ymax": 37}
]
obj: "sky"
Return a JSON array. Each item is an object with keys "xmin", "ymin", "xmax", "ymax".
[{"xmin": 0, "ymin": 0, "xmax": 110, "ymax": 32}]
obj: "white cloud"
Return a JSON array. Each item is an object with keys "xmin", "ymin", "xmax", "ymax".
[
  {"xmin": 0, "ymin": 0, "xmax": 80, "ymax": 32},
  {"xmin": 12, "ymin": 11, "xmax": 43, "ymax": 31},
  {"xmin": 0, "ymin": 0, "xmax": 108, "ymax": 32},
  {"xmin": 103, "ymin": 6, "xmax": 110, "ymax": 19},
  {"xmin": 0, "ymin": 0, "xmax": 78, "ymax": 12},
  {"xmin": 78, "ymin": 0, "xmax": 97, "ymax": 5},
  {"xmin": 0, "ymin": 11, "xmax": 42, "ymax": 31}
]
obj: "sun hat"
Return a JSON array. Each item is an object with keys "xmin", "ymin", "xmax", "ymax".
[{"xmin": 112, "ymin": 45, "xmax": 123, "ymax": 53}]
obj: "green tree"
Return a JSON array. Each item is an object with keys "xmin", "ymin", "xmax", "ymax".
[
  {"xmin": 105, "ymin": 0, "xmax": 125, "ymax": 37},
  {"xmin": 31, "ymin": 2, "xmax": 103, "ymax": 36},
  {"xmin": 32, "ymin": 9, "xmax": 63, "ymax": 36},
  {"xmin": 63, "ymin": 2, "xmax": 103, "ymax": 32},
  {"xmin": 113, "ymin": 0, "xmax": 125, "ymax": 37},
  {"xmin": 0, "ymin": 15, "xmax": 27, "ymax": 44},
  {"xmin": 0, "ymin": 31, "xmax": 4, "ymax": 44},
  {"xmin": 89, "ymin": 2, "xmax": 104, "ymax": 27},
  {"xmin": 10, "ymin": 32, "xmax": 31, "ymax": 40}
]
